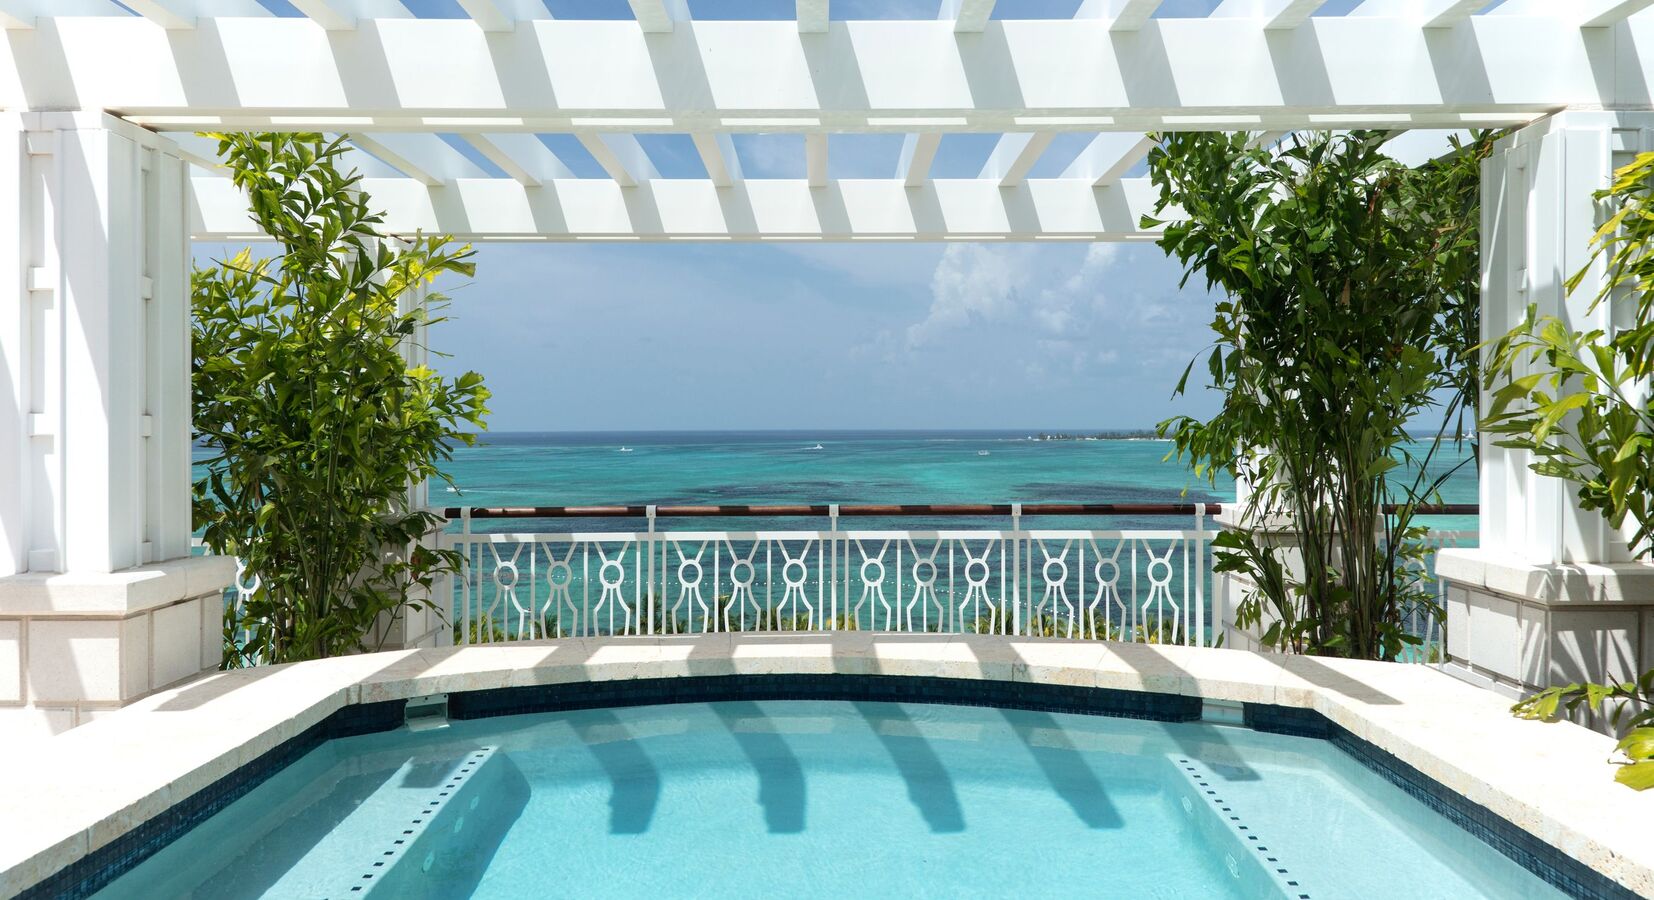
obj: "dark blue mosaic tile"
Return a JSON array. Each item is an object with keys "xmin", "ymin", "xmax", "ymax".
[
  {"xmin": 1243, "ymin": 702, "xmax": 1641, "ymax": 900},
  {"xmin": 446, "ymin": 674, "xmax": 1203, "ymax": 724},
  {"xmin": 20, "ymin": 700, "xmax": 406, "ymax": 900}
]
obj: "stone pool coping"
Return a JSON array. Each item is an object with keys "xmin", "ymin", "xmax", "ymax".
[{"xmin": 0, "ymin": 635, "xmax": 1648, "ymax": 897}]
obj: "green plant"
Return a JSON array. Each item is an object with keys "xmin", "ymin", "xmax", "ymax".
[
  {"xmin": 1488, "ymin": 150, "xmax": 1654, "ymax": 789},
  {"xmin": 1513, "ymin": 672, "xmax": 1653, "ymax": 790},
  {"xmin": 1145, "ymin": 130, "xmax": 1491, "ymax": 660},
  {"xmin": 193, "ymin": 133, "xmax": 489, "ymax": 667}
]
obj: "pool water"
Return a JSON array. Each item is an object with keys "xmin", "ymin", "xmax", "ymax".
[{"xmin": 96, "ymin": 701, "xmax": 1565, "ymax": 899}]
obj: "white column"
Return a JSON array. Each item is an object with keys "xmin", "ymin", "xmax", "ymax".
[
  {"xmin": 0, "ymin": 112, "xmax": 232, "ymax": 738},
  {"xmin": 1439, "ymin": 109, "xmax": 1654, "ymax": 699}
]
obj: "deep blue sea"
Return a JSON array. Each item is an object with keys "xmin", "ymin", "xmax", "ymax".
[{"xmin": 439, "ymin": 431, "xmax": 1478, "ymax": 535}]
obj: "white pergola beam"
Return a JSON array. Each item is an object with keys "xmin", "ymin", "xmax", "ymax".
[
  {"xmin": 456, "ymin": 0, "xmax": 513, "ymax": 31},
  {"xmin": 0, "ymin": 17, "xmax": 1618, "ymax": 127},
  {"xmin": 0, "ymin": 1, "xmax": 32, "ymax": 29},
  {"xmin": 806, "ymin": 133, "xmax": 828, "ymax": 187},
  {"xmin": 123, "ymin": 0, "xmax": 194, "ymax": 29},
  {"xmin": 1578, "ymin": 0, "xmax": 1654, "ymax": 27},
  {"xmin": 347, "ymin": 134, "xmax": 440, "ymax": 186},
  {"xmin": 1265, "ymin": 0, "xmax": 1329, "ymax": 29},
  {"xmin": 460, "ymin": 133, "xmax": 538, "ymax": 186},
  {"xmin": 897, "ymin": 133, "xmax": 941, "ymax": 187},
  {"xmin": 629, "ymin": 0, "xmax": 687, "ymax": 32},
  {"xmin": 288, "ymin": 0, "xmax": 354, "ymax": 30},
  {"xmin": 579, "ymin": 134, "xmax": 658, "ymax": 187},
  {"xmin": 798, "ymin": 0, "xmax": 828, "ymax": 33},
  {"xmin": 941, "ymin": 0, "xmax": 997, "ymax": 32},
  {"xmin": 1421, "ymin": 0, "xmax": 1486, "ymax": 28},
  {"xmin": 691, "ymin": 132, "xmax": 742, "ymax": 187},
  {"xmin": 981, "ymin": 132, "xmax": 1054, "ymax": 187},
  {"xmin": 1078, "ymin": 0, "xmax": 1165, "ymax": 31},
  {"xmin": 191, "ymin": 176, "xmax": 1168, "ymax": 242},
  {"xmin": 1061, "ymin": 133, "xmax": 1153, "ymax": 185}
]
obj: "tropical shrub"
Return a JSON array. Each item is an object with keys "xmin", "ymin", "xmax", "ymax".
[
  {"xmin": 193, "ymin": 133, "xmax": 489, "ymax": 666},
  {"xmin": 1487, "ymin": 150, "xmax": 1654, "ymax": 789},
  {"xmin": 1144, "ymin": 131, "xmax": 1492, "ymax": 661}
]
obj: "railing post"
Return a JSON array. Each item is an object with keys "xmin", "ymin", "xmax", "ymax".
[
  {"xmin": 459, "ymin": 507, "xmax": 472, "ymax": 645},
  {"xmin": 1011, "ymin": 502, "xmax": 1022, "ymax": 636},
  {"xmin": 1194, "ymin": 503, "xmax": 1206, "ymax": 647},
  {"xmin": 646, "ymin": 505, "xmax": 657, "ymax": 636},
  {"xmin": 829, "ymin": 503, "xmax": 839, "ymax": 631}
]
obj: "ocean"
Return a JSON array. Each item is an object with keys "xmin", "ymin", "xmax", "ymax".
[{"xmin": 439, "ymin": 430, "xmax": 1479, "ymax": 535}]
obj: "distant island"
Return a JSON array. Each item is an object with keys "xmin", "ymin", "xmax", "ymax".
[{"xmin": 1029, "ymin": 430, "xmax": 1161, "ymax": 441}]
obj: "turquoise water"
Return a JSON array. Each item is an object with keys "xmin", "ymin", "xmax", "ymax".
[
  {"xmin": 96, "ymin": 700, "xmax": 1560, "ymax": 899},
  {"xmin": 439, "ymin": 431, "xmax": 1478, "ymax": 533}
]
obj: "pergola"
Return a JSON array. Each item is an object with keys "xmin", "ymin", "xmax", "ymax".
[{"xmin": 0, "ymin": 0, "xmax": 1650, "ymax": 733}]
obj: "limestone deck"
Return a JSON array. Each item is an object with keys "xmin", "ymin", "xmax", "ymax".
[{"xmin": 0, "ymin": 635, "xmax": 1648, "ymax": 897}]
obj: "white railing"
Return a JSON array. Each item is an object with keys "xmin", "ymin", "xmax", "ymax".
[{"xmin": 442, "ymin": 504, "xmax": 1222, "ymax": 647}]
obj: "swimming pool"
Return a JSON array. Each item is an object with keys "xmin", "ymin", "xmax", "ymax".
[{"xmin": 94, "ymin": 699, "xmax": 1566, "ymax": 899}]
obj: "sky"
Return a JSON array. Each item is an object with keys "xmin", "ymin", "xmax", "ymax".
[{"xmin": 416, "ymin": 240, "xmax": 1222, "ymax": 432}]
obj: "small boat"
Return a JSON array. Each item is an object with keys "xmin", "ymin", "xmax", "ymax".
[
  {"xmin": 977, "ymin": 450, "xmax": 990, "ymax": 456},
  {"xmin": 806, "ymin": 443, "xmax": 825, "ymax": 451},
  {"xmin": 618, "ymin": 447, "xmax": 633, "ymax": 453}
]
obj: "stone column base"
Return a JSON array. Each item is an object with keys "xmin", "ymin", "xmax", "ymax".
[
  {"xmin": 1436, "ymin": 549, "xmax": 1654, "ymax": 701},
  {"xmin": 0, "ymin": 555, "xmax": 237, "ymax": 738}
]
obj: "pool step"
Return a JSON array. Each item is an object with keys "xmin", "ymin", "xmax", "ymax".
[
  {"xmin": 1171, "ymin": 756, "xmax": 1313, "ymax": 900},
  {"xmin": 258, "ymin": 746, "xmax": 505, "ymax": 898}
]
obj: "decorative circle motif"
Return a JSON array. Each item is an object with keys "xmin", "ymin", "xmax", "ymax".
[
  {"xmin": 862, "ymin": 559, "xmax": 885, "ymax": 583},
  {"xmin": 678, "ymin": 559, "xmax": 703, "ymax": 587},
  {"xmin": 494, "ymin": 562, "xmax": 519, "ymax": 590},
  {"xmin": 599, "ymin": 560, "xmax": 625, "ymax": 588},
  {"xmin": 729, "ymin": 561, "xmax": 755, "ymax": 585},
  {"xmin": 1095, "ymin": 559, "xmax": 1119, "ymax": 583},
  {"xmin": 547, "ymin": 562, "xmax": 573, "ymax": 588},
  {"xmin": 1148, "ymin": 558, "xmax": 1173, "ymax": 583},
  {"xmin": 965, "ymin": 559, "xmax": 990, "ymax": 584},
  {"xmin": 912, "ymin": 560, "xmax": 937, "ymax": 584},
  {"xmin": 783, "ymin": 560, "xmax": 808, "ymax": 586},
  {"xmin": 1043, "ymin": 558, "xmax": 1068, "ymax": 584}
]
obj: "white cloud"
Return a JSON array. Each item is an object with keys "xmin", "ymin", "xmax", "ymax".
[{"xmin": 905, "ymin": 244, "xmax": 1027, "ymax": 348}]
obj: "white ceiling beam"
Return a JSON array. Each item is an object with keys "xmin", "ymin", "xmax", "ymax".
[
  {"xmin": 1061, "ymin": 133, "xmax": 1153, "ymax": 186},
  {"xmin": 191, "ymin": 176, "xmax": 1169, "ymax": 242},
  {"xmin": 798, "ymin": 0, "xmax": 828, "ymax": 33},
  {"xmin": 579, "ymin": 134, "xmax": 658, "ymax": 187},
  {"xmin": 456, "ymin": 0, "xmax": 513, "ymax": 31},
  {"xmin": 897, "ymin": 133, "xmax": 941, "ymax": 187},
  {"xmin": 629, "ymin": 0, "xmax": 687, "ymax": 33},
  {"xmin": 1265, "ymin": 0, "xmax": 1330, "ymax": 29},
  {"xmin": 0, "ymin": 18, "xmax": 1612, "ymax": 126},
  {"xmin": 1078, "ymin": 0, "xmax": 1165, "ymax": 31},
  {"xmin": 288, "ymin": 0, "xmax": 354, "ymax": 30},
  {"xmin": 483, "ymin": 133, "xmax": 574, "ymax": 182},
  {"xmin": 460, "ymin": 133, "xmax": 539, "ymax": 186},
  {"xmin": 806, "ymin": 133, "xmax": 828, "ymax": 187},
  {"xmin": 1245, "ymin": 130, "xmax": 1289, "ymax": 149},
  {"xmin": 940, "ymin": 0, "xmax": 997, "ymax": 32},
  {"xmin": 1578, "ymin": 0, "xmax": 1654, "ymax": 26},
  {"xmin": 123, "ymin": 0, "xmax": 194, "ymax": 29},
  {"xmin": 1420, "ymin": 0, "xmax": 1486, "ymax": 28},
  {"xmin": 691, "ymin": 133, "xmax": 743, "ymax": 187},
  {"xmin": 981, "ymin": 133, "xmax": 1054, "ymax": 187},
  {"xmin": 0, "ymin": 1, "xmax": 32, "ymax": 29},
  {"xmin": 347, "ymin": 135, "xmax": 440, "ymax": 186}
]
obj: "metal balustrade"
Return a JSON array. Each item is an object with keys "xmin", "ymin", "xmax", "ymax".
[{"xmin": 439, "ymin": 504, "xmax": 1477, "ymax": 656}]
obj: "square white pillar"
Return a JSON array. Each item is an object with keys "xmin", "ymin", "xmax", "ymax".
[
  {"xmin": 1441, "ymin": 110, "xmax": 1654, "ymax": 698},
  {"xmin": 0, "ymin": 112, "xmax": 230, "ymax": 740}
]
